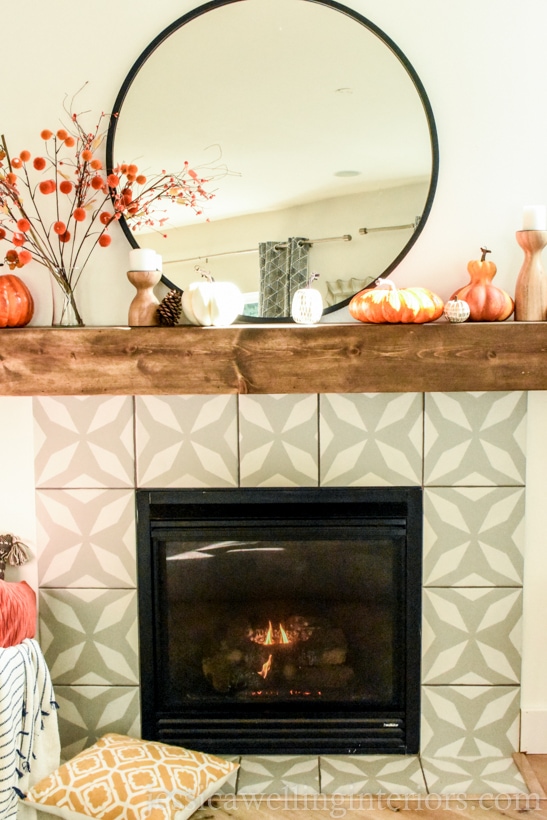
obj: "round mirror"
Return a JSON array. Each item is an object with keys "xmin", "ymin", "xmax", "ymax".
[{"xmin": 107, "ymin": 0, "xmax": 438, "ymax": 322}]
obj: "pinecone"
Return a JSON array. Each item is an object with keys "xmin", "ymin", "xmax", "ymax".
[{"xmin": 157, "ymin": 289, "xmax": 183, "ymax": 326}]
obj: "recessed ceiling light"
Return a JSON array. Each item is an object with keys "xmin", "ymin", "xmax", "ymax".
[{"xmin": 334, "ymin": 170, "xmax": 361, "ymax": 177}]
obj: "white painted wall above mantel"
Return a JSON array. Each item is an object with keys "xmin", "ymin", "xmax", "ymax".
[{"xmin": 3, "ymin": 0, "xmax": 547, "ymax": 325}]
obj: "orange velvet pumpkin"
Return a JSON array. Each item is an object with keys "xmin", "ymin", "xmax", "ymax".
[
  {"xmin": 451, "ymin": 247, "xmax": 514, "ymax": 321},
  {"xmin": 349, "ymin": 279, "xmax": 444, "ymax": 324},
  {"xmin": 0, "ymin": 273, "xmax": 34, "ymax": 327}
]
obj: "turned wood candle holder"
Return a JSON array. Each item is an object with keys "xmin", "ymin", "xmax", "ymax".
[
  {"xmin": 127, "ymin": 269, "xmax": 162, "ymax": 326},
  {"xmin": 515, "ymin": 230, "xmax": 547, "ymax": 321}
]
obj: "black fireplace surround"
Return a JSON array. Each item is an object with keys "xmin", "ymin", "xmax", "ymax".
[{"xmin": 136, "ymin": 487, "xmax": 422, "ymax": 755}]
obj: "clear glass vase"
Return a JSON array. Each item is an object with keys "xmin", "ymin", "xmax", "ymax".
[{"xmin": 50, "ymin": 268, "xmax": 84, "ymax": 327}]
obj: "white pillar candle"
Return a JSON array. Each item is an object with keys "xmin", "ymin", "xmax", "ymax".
[
  {"xmin": 129, "ymin": 248, "xmax": 158, "ymax": 271},
  {"xmin": 523, "ymin": 205, "xmax": 547, "ymax": 231}
]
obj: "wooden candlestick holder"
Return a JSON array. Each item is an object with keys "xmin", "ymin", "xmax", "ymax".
[
  {"xmin": 515, "ymin": 230, "xmax": 547, "ymax": 321},
  {"xmin": 127, "ymin": 269, "xmax": 162, "ymax": 326}
]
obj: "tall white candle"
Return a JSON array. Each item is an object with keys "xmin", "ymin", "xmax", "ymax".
[
  {"xmin": 523, "ymin": 205, "xmax": 547, "ymax": 231},
  {"xmin": 129, "ymin": 248, "xmax": 158, "ymax": 271}
]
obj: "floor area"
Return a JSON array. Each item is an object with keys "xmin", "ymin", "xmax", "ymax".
[
  {"xmin": 193, "ymin": 754, "xmax": 547, "ymax": 819},
  {"xmin": 218, "ymin": 753, "xmax": 531, "ymax": 796}
]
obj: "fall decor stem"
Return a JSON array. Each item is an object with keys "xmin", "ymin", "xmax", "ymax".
[{"xmin": 0, "ymin": 88, "xmax": 231, "ymax": 326}]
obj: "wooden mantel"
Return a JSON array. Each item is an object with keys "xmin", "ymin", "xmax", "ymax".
[{"xmin": 0, "ymin": 322, "xmax": 546, "ymax": 396}]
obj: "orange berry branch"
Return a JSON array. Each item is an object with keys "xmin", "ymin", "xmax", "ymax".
[{"xmin": 0, "ymin": 92, "xmax": 227, "ymax": 325}]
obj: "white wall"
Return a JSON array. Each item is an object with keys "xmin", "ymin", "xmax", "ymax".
[
  {"xmin": 2, "ymin": 0, "xmax": 547, "ymax": 748},
  {"xmin": 4, "ymin": 0, "xmax": 547, "ymax": 326}
]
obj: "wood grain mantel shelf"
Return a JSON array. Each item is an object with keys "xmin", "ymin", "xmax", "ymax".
[{"xmin": 0, "ymin": 321, "xmax": 546, "ymax": 396}]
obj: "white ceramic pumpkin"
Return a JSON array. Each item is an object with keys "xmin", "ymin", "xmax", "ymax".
[
  {"xmin": 443, "ymin": 297, "xmax": 471, "ymax": 323},
  {"xmin": 182, "ymin": 272, "xmax": 243, "ymax": 327},
  {"xmin": 291, "ymin": 273, "xmax": 324, "ymax": 324}
]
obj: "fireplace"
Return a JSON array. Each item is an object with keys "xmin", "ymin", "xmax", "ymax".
[{"xmin": 136, "ymin": 487, "xmax": 422, "ymax": 755}]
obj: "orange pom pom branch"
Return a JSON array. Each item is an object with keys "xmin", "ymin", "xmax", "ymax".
[{"xmin": 0, "ymin": 89, "xmax": 232, "ymax": 327}]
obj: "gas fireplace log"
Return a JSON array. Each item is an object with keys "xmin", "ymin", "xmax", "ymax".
[
  {"xmin": 296, "ymin": 627, "xmax": 348, "ymax": 666},
  {"xmin": 202, "ymin": 652, "xmax": 266, "ymax": 693}
]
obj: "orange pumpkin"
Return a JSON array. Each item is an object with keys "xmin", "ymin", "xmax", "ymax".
[
  {"xmin": 349, "ymin": 279, "xmax": 444, "ymax": 324},
  {"xmin": 451, "ymin": 247, "xmax": 514, "ymax": 321},
  {"xmin": 0, "ymin": 273, "xmax": 34, "ymax": 327}
]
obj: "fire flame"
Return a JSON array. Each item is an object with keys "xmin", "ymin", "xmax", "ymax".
[
  {"xmin": 260, "ymin": 621, "xmax": 291, "ymax": 646},
  {"xmin": 256, "ymin": 621, "xmax": 290, "ymax": 680},
  {"xmin": 258, "ymin": 654, "xmax": 273, "ymax": 679}
]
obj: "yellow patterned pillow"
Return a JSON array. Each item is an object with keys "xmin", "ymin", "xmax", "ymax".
[{"xmin": 22, "ymin": 733, "xmax": 238, "ymax": 820}]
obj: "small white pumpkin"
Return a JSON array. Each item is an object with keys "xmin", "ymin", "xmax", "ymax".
[
  {"xmin": 291, "ymin": 273, "xmax": 324, "ymax": 324},
  {"xmin": 443, "ymin": 297, "xmax": 471, "ymax": 323},
  {"xmin": 182, "ymin": 270, "xmax": 243, "ymax": 327}
]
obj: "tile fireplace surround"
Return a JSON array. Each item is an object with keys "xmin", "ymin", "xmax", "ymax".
[{"xmin": 32, "ymin": 389, "xmax": 528, "ymax": 795}]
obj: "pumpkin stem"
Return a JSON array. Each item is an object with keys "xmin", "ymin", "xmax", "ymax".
[
  {"xmin": 194, "ymin": 265, "xmax": 215, "ymax": 283},
  {"xmin": 307, "ymin": 271, "xmax": 320, "ymax": 288},
  {"xmin": 374, "ymin": 277, "xmax": 397, "ymax": 291},
  {"xmin": 480, "ymin": 247, "xmax": 492, "ymax": 262}
]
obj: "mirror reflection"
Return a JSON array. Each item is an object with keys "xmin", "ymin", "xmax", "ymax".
[{"xmin": 108, "ymin": 0, "xmax": 438, "ymax": 320}]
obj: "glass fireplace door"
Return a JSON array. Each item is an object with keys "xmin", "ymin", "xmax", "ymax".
[{"xmin": 137, "ymin": 487, "xmax": 422, "ymax": 754}]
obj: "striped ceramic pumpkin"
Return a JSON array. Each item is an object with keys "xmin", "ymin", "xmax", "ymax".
[{"xmin": 349, "ymin": 279, "xmax": 444, "ymax": 324}]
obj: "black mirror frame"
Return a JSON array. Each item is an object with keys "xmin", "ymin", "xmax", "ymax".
[{"xmin": 106, "ymin": 0, "xmax": 439, "ymax": 323}]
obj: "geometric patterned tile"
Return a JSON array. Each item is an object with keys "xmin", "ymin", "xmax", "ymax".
[
  {"xmin": 421, "ymin": 756, "xmax": 529, "ymax": 794},
  {"xmin": 135, "ymin": 395, "xmax": 238, "ymax": 487},
  {"xmin": 33, "ymin": 396, "xmax": 135, "ymax": 488},
  {"xmin": 319, "ymin": 393, "xmax": 423, "ymax": 486},
  {"xmin": 236, "ymin": 755, "xmax": 320, "ymax": 794},
  {"xmin": 319, "ymin": 754, "xmax": 426, "ymax": 794},
  {"xmin": 423, "ymin": 487, "xmax": 525, "ymax": 586},
  {"xmin": 54, "ymin": 685, "xmax": 140, "ymax": 761},
  {"xmin": 217, "ymin": 758, "xmax": 240, "ymax": 795},
  {"xmin": 239, "ymin": 394, "xmax": 318, "ymax": 487},
  {"xmin": 39, "ymin": 588, "xmax": 139, "ymax": 685},
  {"xmin": 36, "ymin": 489, "xmax": 136, "ymax": 587},
  {"xmin": 424, "ymin": 392, "xmax": 527, "ymax": 486},
  {"xmin": 422, "ymin": 588, "xmax": 522, "ymax": 684},
  {"xmin": 421, "ymin": 685, "xmax": 521, "ymax": 758}
]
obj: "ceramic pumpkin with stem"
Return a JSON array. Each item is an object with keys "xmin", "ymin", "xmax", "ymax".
[
  {"xmin": 0, "ymin": 272, "xmax": 34, "ymax": 327},
  {"xmin": 451, "ymin": 247, "xmax": 514, "ymax": 321},
  {"xmin": 182, "ymin": 267, "xmax": 243, "ymax": 327},
  {"xmin": 349, "ymin": 278, "xmax": 444, "ymax": 323}
]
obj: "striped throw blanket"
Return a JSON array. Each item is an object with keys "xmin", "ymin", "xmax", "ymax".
[{"xmin": 0, "ymin": 639, "xmax": 60, "ymax": 820}]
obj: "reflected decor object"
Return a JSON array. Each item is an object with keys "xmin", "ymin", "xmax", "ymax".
[
  {"xmin": 451, "ymin": 247, "xmax": 514, "ymax": 322},
  {"xmin": 291, "ymin": 272, "xmax": 324, "ymax": 324},
  {"xmin": 443, "ymin": 297, "xmax": 470, "ymax": 323},
  {"xmin": 106, "ymin": 0, "xmax": 439, "ymax": 322},
  {"xmin": 514, "ymin": 230, "xmax": 547, "ymax": 321}
]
